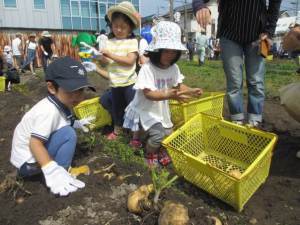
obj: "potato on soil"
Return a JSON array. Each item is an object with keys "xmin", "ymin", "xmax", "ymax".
[
  {"xmin": 127, "ymin": 184, "xmax": 154, "ymax": 214},
  {"xmin": 158, "ymin": 201, "xmax": 189, "ymax": 225}
]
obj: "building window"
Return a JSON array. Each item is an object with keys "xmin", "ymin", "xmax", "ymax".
[
  {"xmin": 62, "ymin": 16, "xmax": 72, "ymax": 29},
  {"xmin": 4, "ymin": 0, "xmax": 16, "ymax": 8},
  {"xmin": 82, "ymin": 18, "xmax": 91, "ymax": 30},
  {"xmin": 81, "ymin": 1, "xmax": 90, "ymax": 17},
  {"xmin": 91, "ymin": 18, "xmax": 98, "ymax": 30},
  {"xmin": 90, "ymin": 1, "xmax": 98, "ymax": 17},
  {"xmin": 100, "ymin": 18, "xmax": 106, "ymax": 30},
  {"xmin": 72, "ymin": 17, "xmax": 81, "ymax": 29},
  {"xmin": 61, "ymin": 0, "xmax": 71, "ymax": 16},
  {"xmin": 99, "ymin": 3, "xmax": 106, "ymax": 15},
  {"xmin": 71, "ymin": 1, "xmax": 80, "ymax": 16},
  {"xmin": 34, "ymin": 0, "xmax": 45, "ymax": 9}
]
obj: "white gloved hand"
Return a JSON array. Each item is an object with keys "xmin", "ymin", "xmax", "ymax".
[
  {"xmin": 42, "ymin": 161, "xmax": 85, "ymax": 196},
  {"xmin": 80, "ymin": 42, "xmax": 102, "ymax": 56},
  {"xmin": 82, "ymin": 62, "xmax": 97, "ymax": 72},
  {"xmin": 43, "ymin": 51, "xmax": 48, "ymax": 56},
  {"xmin": 73, "ymin": 116, "xmax": 95, "ymax": 132}
]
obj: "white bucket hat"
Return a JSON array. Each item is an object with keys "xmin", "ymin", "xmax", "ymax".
[
  {"xmin": 146, "ymin": 21, "xmax": 187, "ymax": 52},
  {"xmin": 41, "ymin": 30, "xmax": 51, "ymax": 37},
  {"xmin": 4, "ymin": 45, "xmax": 11, "ymax": 52}
]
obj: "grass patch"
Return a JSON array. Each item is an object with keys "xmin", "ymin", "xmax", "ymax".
[{"xmin": 178, "ymin": 59, "xmax": 299, "ymax": 98}]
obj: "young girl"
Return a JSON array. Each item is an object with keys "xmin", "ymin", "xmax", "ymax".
[
  {"xmin": 98, "ymin": 1, "xmax": 140, "ymax": 140},
  {"xmin": 123, "ymin": 21, "xmax": 203, "ymax": 166}
]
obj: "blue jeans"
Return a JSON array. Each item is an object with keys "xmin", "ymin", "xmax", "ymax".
[
  {"xmin": 220, "ymin": 38, "xmax": 265, "ymax": 122},
  {"xmin": 18, "ymin": 126, "xmax": 77, "ymax": 177},
  {"xmin": 100, "ymin": 89, "xmax": 113, "ymax": 116}
]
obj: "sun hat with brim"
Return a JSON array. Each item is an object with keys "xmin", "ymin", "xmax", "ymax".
[
  {"xmin": 29, "ymin": 33, "xmax": 36, "ymax": 37},
  {"xmin": 146, "ymin": 21, "xmax": 187, "ymax": 52},
  {"xmin": 41, "ymin": 30, "xmax": 51, "ymax": 37},
  {"xmin": 107, "ymin": 1, "xmax": 141, "ymax": 29},
  {"xmin": 4, "ymin": 45, "xmax": 11, "ymax": 52},
  {"xmin": 45, "ymin": 56, "xmax": 96, "ymax": 92}
]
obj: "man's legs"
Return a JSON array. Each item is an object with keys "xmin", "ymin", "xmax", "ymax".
[
  {"xmin": 244, "ymin": 43, "xmax": 265, "ymax": 124},
  {"xmin": 220, "ymin": 38, "xmax": 245, "ymax": 122}
]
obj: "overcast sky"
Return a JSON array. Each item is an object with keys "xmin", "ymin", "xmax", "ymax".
[{"xmin": 140, "ymin": 0, "xmax": 299, "ymax": 17}]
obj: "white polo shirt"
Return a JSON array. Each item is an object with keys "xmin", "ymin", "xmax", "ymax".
[
  {"xmin": 12, "ymin": 37, "xmax": 22, "ymax": 56},
  {"xmin": 10, "ymin": 97, "xmax": 71, "ymax": 168}
]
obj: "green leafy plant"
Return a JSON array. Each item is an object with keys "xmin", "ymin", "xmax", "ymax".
[
  {"xmin": 151, "ymin": 168, "xmax": 178, "ymax": 209},
  {"xmin": 78, "ymin": 130, "xmax": 97, "ymax": 151}
]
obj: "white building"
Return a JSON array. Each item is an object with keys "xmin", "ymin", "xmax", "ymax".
[{"xmin": 0, "ymin": 0, "xmax": 140, "ymax": 31}]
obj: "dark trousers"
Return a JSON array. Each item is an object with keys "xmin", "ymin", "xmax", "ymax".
[
  {"xmin": 111, "ymin": 84, "xmax": 135, "ymax": 127},
  {"xmin": 42, "ymin": 54, "xmax": 52, "ymax": 72}
]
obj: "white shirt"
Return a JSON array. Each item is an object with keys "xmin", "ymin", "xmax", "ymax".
[
  {"xmin": 12, "ymin": 37, "xmax": 22, "ymax": 56},
  {"xmin": 4, "ymin": 51, "xmax": 13, "ymax": 65},
  {"xmin": 27, "ymin": 40, "xmax": 37, "ymax": 50},
  {"xmin": 139, "ymin": 38, "xmax": 148, "ymax": 56},
  {"xmin": 96, "ymin": 34, "xmax": 108, "ymax": 50},
  {"xmin": 10, "ymin": 97, "xmax": 71, "ymax": 168},
  {"xmin": 125, "ymin": 62, "xmax": 184, "ymax": 131}
]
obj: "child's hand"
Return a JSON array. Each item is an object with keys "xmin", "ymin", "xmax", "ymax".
[
  {"xmin": 42, "ymin": 161, "xmax": 85, "ymax": 196},
  {"xmin": 190, "ymin": 88, "xmax": 203, "ymax": 97},
  {"xmin": 82, "ymin": 62, "xmax": 97, "ymax": 72},
  {"xmin": 167, "ymin": 89, "xmax": 192, "ymax": 103},
  {"xmin": 177, "ymin": 88, "xmax": 203, "ymax": 99},
  {"xmin": 100, "ymin": 49, "xmax": 111, "ymax": 58}
]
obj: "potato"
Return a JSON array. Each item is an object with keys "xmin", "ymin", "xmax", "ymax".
[
  {"xmin": 127, "ymin": 184, "xmax": 154, "ymax": 214},
  {"xmin": 158, "ymin": 201, "xmax": 189, "ymax": 225}
]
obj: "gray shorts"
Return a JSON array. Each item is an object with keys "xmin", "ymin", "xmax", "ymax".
[
  {"xmin": 13, "ymin": 55, "xmax": 22, "ymax": 66},
  {"xmin": 145, "ymin": 123, "xmax": 172, "ymax": 149}
]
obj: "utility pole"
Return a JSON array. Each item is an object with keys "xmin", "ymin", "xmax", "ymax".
[
  {"xmin": 169, "ymin": 0, "xmax": 174, "ymax": 21},
  {"xmin": 184, "ymin": 0, "xmax": 187, "ymax": 41},
  {"xmin": 297, "ymin": 0, "xmax": 300, "ymax": 24}
]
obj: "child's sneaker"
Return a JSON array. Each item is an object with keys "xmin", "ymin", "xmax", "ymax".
[
  {"xmin": 158, "ymin": 149, "xmax": 171, "ymax": 166},
  {"xmin": 129, "ymin": 139, "xmax": 142, "ymax": 149},
  {"xmin": 106, "ymin": 132, "xmax": 118, "ymax": 140},
  {"xmin": 146, "ymin": 153, "xmax": 159, "ymax": 167}
]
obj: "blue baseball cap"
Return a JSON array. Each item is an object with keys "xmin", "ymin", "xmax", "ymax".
[{"xmin": 45, "ymin": 56, "xmax": 96, "ymax": 92}]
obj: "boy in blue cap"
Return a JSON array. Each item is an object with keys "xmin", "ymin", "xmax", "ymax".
[{"xmin": 10, "ymin": 56, "xmax": 95, "ymax": 196}]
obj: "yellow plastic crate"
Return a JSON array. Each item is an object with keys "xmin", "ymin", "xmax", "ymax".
[
  {"xmin": 73, "ymin": 97, "xmax": 112, "ymax": 129},
  {"xmin": 0, "ymin": 76, "xmax": 5, "ymax": 92},
  {"xmin": 162, "ymin": 114, "xmax": 277, "ymax": 211},
  {"xmin": 169, "ymin": 92, "xmax": 225, "ymax": 128}
]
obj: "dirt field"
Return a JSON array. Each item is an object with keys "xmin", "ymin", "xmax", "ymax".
[{"xmin": 0, "ymin": 72, "xmax": 299, "ymax": 225}]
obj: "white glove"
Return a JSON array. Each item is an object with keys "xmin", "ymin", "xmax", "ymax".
[
  {"xmin": 42, "ymin": 161, "xmax": 85, "ymax": 196},
  {"xmin": 80, "ymin": 42, "xmax": 102, "ymax": 56},
  {"xmin": 43, "ymin": 51, "xmax": 48, "ymax": 56},
  {"xmin": 82, "ymin": 62, "xmax": 97, "ymax": 72},
  {"xmin": 73, "ymin": 116, "xmax": 95, "ymax": 132}
]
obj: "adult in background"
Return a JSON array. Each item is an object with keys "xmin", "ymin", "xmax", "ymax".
[
  {"xmin": 96, "ymin": 29, "xmax": 108, "ymax": 51},
  {"xmin": 192, "ymin": 0, "xmax": 282, "ymax": 127},
  {"xmin": 39, "ymin": 31, "xmax": 56, "ymax": 72},
  {"xmin": 12, "ymin": 32, "xmax": 23, "ymax": 71},
  {"xmin": 21, "ymin": 33, "xmax": 38, "ymax": 75},
  {"xmin": 195, "ymin": 30, "xmax": 208, "ymax": 66}
]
